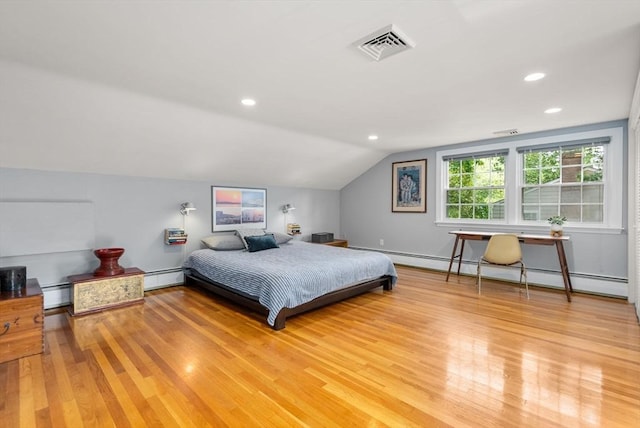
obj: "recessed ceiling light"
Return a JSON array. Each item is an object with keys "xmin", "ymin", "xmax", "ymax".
[
  {"xmin": 524, "ymin": 72, "xmax": 545, "ymax": 82},
  {"xmin": 241, "ymin": 98, "xmax": 256, "ymax": 106},
  {"xmin": 544, "ymin": 107, "xmax": 562, "ymax": 114},
  {"xmin": 368, "ymin": 135, "xmax": 379, "ymax": 141}
]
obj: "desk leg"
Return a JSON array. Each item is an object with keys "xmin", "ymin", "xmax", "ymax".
[
  {"xmin": 457, "ymin": 239, "xmax": 466, "ymax": 276},
  {"xmin": 445, "ymin": 236, "xmax": 461, "ymax": 282},
  {"xmin": 555, "ymin": 241, "xmax": 573, "ymax": 302}
]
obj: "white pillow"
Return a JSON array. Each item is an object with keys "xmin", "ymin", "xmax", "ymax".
[
  {"xmin": 267, "ymin": 231, "xmax": 294, "ymax": 245},
  {"xmin": 201, "ymin": 234, "xmax": 245, "ymax": 251}
]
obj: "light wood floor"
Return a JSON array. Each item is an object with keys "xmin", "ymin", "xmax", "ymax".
[{"xmin": 1, "ymin": 265, "xmax": 639, "ymax": 427}]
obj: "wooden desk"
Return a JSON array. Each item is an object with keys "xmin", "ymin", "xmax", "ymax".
[{"xmin": 445, "ymin": 231, "xmax": 573, "ymax": 301}]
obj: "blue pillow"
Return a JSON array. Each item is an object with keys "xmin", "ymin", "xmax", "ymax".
[{"xmin": 244, "ymin": 234, "xmax": 279, "ymax": 252}]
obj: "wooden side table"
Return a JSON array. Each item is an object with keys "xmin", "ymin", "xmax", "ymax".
[
  {"xmin": 319, "ymin": 239, "xmax": 348, "ymax": 248},
  {"xmin": 68, "ymin": 267, "xmax": 145, "ymax": 316},
  {"xmin": 0, "ymin": 278, "xmax": 44, "ymax": 363}
]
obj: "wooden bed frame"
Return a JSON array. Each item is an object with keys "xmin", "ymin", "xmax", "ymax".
[{"xmin": 184, "ymin": 271, "xmax": 394, "ymax": 330}]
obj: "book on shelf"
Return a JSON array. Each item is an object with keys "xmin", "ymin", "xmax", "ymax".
[{"xmin": 165, "ymin": 228, "xmax": 188, "ymax": 245}]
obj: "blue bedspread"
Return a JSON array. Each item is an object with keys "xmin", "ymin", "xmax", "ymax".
[{"xmin": 183, "ymin": 241, "xmax": 397, "ymax": 326}]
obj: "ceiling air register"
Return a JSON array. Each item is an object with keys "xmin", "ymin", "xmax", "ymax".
[{"xmin": 353, "ymin": 24, "xmax": 416, "ymax": 61}]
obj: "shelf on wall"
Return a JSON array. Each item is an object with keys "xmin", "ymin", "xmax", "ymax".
[{"xmin": 165, "ymin": 228, "xmax": 187, "ymax": 245}]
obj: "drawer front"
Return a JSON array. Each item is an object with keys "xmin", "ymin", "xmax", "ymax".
[{"xmin": 0, "ymin": 295, "xmax": 44, "ymax": 362}]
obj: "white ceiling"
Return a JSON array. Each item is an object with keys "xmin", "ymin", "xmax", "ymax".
[{"xmin": 1, "ymin": 1, "xmax": 639, "ymax": 189}]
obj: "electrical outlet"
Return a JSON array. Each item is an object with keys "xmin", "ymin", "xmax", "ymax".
[{"xmin": 379, "ymin": 239, "xmax": 384, "ymax": 246}]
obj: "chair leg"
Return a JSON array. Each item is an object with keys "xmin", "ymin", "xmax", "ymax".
[{"xmin": 477, "ymin": 260, "xmax": 482, "ymax": 295}]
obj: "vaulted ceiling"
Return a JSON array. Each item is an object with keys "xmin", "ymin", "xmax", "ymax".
[{"xmin": 1, "ymin": 1, "xmax": 639, "ymax": 189}]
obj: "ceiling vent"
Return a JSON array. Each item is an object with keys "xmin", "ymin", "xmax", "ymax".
[
  {"xmin": 493, "ymin": 128, "xmax": 519, "ymax": 137},
  {"xmin": 353, "ymin": 24, "xmax": 416, "ymax": 61}
]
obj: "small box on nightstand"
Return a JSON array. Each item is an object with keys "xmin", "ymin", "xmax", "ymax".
[{"xmin": 312, "ymin": 232, "xmax": 334, "ymax": 243}]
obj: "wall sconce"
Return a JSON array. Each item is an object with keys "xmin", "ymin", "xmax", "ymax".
[
  {"xmin": 180, "ymin": 202, "xmax": 196, "ymax": 216},
  {"xmin": 282, "ymin": 203, "xmax": 296, "ymax": 213}
]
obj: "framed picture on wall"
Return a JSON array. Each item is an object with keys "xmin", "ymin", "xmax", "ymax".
[
  {"xmin": 211, "ymin": 186, "xmax": 267, "ymax": 232},
  {"xmin": 392, "ymin": 159, "xmax": 427, "ymax": 213}
]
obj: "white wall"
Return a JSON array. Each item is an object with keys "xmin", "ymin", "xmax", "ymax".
[{"xmin": 0, "ymin": 167, "xmax": 340, "ymax": 308}]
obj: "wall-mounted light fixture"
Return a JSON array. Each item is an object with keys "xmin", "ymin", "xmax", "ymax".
[
  {"xmin": 282, "ymin": 203, "xmax": 296, "ymax": 213},
  {"xmin": 180, "ymin": 202, "xmax": 196, "ymax": 216}
]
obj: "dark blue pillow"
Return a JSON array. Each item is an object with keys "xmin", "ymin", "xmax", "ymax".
[{"xmin": 244, "ymin": 234, "xmax": 279, "ymax": 252}]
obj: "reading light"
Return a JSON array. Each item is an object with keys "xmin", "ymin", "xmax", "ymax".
[
  {"xmin": 180, "ymin": 202, "xmax": 196, "ymax": 216},
  {"xmin": 282, "ymin": 204, "xmax": 296, "ymax": 213}
]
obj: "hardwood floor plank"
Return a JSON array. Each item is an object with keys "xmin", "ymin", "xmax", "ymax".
[
  {"xmin": 1, "ymin": 265, "xmax": 639, "ymax": 426},
  {"xmin": 18, "ymin": 357, "xmax": 37, "ymax": 427}
]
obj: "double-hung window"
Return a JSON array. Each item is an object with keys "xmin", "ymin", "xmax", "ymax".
[
  {"xmin": 436, "ymin": 123, "xmax": 623, "ymax": 231},
  {"xmin": 444, "ymin": 151, "xmax": 507, "ymax": 220},
  {"xmin": 518, "ymin": 137, "xmax": 608, "ymax": 223}
]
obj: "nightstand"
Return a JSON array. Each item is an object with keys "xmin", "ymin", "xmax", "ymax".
[
  {"xmin": 68, "ymin": 267, "xmax": 145, "ymax": 316},
  {"xmin": 319, "ymin": 239, "xmax": 348, "ymax": 248},
  {"xmin": 0, "ymin": 278, "xmax": 44, "ymax": 363}
]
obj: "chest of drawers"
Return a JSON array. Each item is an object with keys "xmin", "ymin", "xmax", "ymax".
[{"xmin": 0, "ymin": 278, "xmax": 44, "ymax": 363}]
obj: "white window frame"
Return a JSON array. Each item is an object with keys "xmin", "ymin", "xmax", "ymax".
[{"xmin": 435, "ymin": 125, "xmax": 624, "ymax": 233}]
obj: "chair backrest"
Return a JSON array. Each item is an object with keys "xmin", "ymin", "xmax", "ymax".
[{"xmin": 483, "ymin": 234, "xmax": 522, "ymax": 265}]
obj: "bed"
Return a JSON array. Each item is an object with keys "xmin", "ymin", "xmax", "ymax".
[{"xmin": 183, "ymin": 238, "xmax": 397, "ymax": 330}]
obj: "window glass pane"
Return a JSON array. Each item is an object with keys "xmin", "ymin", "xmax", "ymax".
[
  {"xmin": 493, "ymin": 170, "xmax": 505, "ymax": 184},
  {"xmin": 540, "ymin": 205, "xmax": 558, "ymax": 219},
  {"xmin": 582, "ymin": 167, "xmax": 602, "ymax": 182},
  {"xmin": 474, "ymin": 172, "xmax": 490, "ymax": 187},
  {"xmin": 560, "ymin": 205, "xmax": 580, "ymax": 221},
  {"xmin": 562, "ymin": 148, "xmax": 582, "ymax": 161},
  {"xmin": 523, "ymin": 169, "xmax": 539, "ymax": 185},
  {"xmin": 447, "ymin": 205, "xmax": 460, "ymax": 218},
  {"xmin": 562, "ymin": 166, "xmax": 581, "ymax": 183},
  {"xmin": 449, "ymin": 174, "xmax": 461, "ymax": 187},
  {"xmin": 461, "ymin": 160, "xmax": 474, "ymax": 173},
  {"xmin": 539, "ymin": 186, "xmax": 559, "ymax": 203},
  {"xmin": 583, "ymin": 205, "xmax": 603, "ymax": 222},
  {"xmin": 540, "ymin": 168, "xmax": 560, "ymax": 184},
  {"xmin": 540, "ymin": 150, "xmax": 560, "ymax": 167},
  {"xmin": 490, "ymin": 189, "xmax": 505, "ymax": 203},
  {"xmin": 448, "ymin": 160, "xmax": 461, "ymax": 175},
  {"xmin": 460, "ymin": 189, "xmax": 473, "ymax": 203},
  {"xmin": 561, "ymin": 185, "xmax": 581, "ymax": 203},
  {"xmin": 522, "ymin": 187, "xmax": 539, "ymax": 203},
  {"xmin": 460, "ymin": 205, "xmax": 474, "ymax": 218},
  {"xmin": 461, "ymin": 173, "xmax": 474, "ymax": 187},
  {"xmin": 447, "ymin": 190, "xmax": 460, "ymax": 204},
  {"xmin": 474, "ymin": 205, "xmax": 489, "ymax": 219},
  {"xmin": 521, "ymin": 205, "xmax": 538, "ymax": 221},
  {"xmin": 524, "ymin": 152, "xmax": 539, "ymax": 168},
  {"xmin": 583, "ymin": 184, "xmax": 603, "ymax": 203},
  {"xmin": 490, "ymin": 202, "xmax": 505, "ymax": 219},
  {"xmin": 474, "ymin": 189, "xmax": 490, "ymax": 203}
]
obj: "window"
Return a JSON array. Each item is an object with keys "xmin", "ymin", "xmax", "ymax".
[
  {"xmin": 444, "ymin": 151, "xmax": 507, "ymax": 220},
  {"xmin": 519, "ymin": 138, "xmax": 608, "ymax": 223},
  {"xmin": 435, "ymin": 124, "xmax": 624, "ymax": 231}
]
